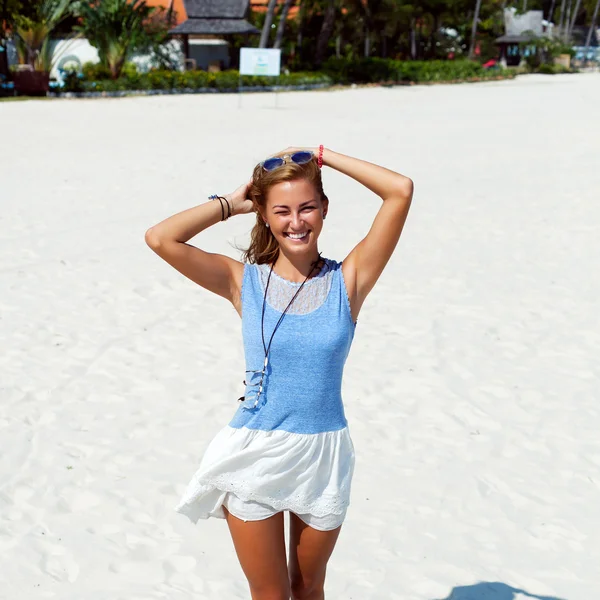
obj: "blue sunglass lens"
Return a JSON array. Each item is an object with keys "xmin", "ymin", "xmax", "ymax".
[
  {"xmin": 291, "ymin": 151, "xmax": 313, "ymax": 164},
  {"xmin": 263, "ymin": 157, "xmax": 284, "ymax": 171}
]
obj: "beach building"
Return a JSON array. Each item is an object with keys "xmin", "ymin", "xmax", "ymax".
[
  {"xmin": 495, "ymin": 9, "xmax": 547, "ymax": 67},
  {"xmin": 169, "ymin": 0, "xmax": 259, "ymax": 70},
  {"xmin": 569, "ymin": 25, "xmax": 600, "ymax": 63}
]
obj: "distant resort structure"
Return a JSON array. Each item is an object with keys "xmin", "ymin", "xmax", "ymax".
[
  {"xmin": 495, "ymin": 7, "xmax": 599, "ymax": 67},
  {"xmin": 0, "ymin": 0, "xmax": 598, "ymax": 97}
]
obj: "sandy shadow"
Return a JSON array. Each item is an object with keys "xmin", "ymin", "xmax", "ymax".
[{"xmin": 435, "ymin": 581, "xmax": 567, "ymax": 600}]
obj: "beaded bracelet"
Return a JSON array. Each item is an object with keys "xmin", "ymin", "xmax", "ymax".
[{"xmin": 318, "ymin": 144, "xmax": 324, "ymax": 169}]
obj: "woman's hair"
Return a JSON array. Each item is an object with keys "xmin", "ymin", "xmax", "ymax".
[{"xmin": 242, "ymin": 155, "xmax": 328, "ymax": 265}]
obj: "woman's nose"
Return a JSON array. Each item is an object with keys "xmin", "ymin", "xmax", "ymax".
[{"xmin": 290, "ymin": 212, "xmax": 303, "ymax": 229}]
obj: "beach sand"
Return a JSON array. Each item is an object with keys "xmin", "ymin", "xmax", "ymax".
[{"xmin": 1, "ymin": 73, "xmax": 599, "ymax": 600}]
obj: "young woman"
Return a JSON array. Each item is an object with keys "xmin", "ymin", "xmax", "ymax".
[{"xmin": 145, "ymin": 146, "xmax": 413, "ymax": 600}]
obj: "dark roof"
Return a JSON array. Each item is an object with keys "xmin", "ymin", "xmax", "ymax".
[
  {"xmin": 183, "ymin": 0, "xmax": 248, "ymax": 18},
  {"xmin": 495, "ymin": 33, "xmax": 538, "ymax": 43},
  {"xmin": 170, "ymin": 18, "xmax": 259, "ymax": 34}
]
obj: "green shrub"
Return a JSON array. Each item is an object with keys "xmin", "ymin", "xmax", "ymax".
[
  {"xmin": 82, "ymin": 61, "xmax": 112, "ymax": 80},
  {"xmin": 240, "ymin": 74, "xmax": 270, "ymax": 87},
  {"xmin": 145, "ymin": 69, "xmax": 176, "ymax": 89},
  {"xmin": 537, "ymin": 63, "xmax": 556, "ymax": 74},
  {"xmin": 279, "ymin": 72, "xmax": 332, "ymax": 86},
  {"xmin": 177, "ymin": 70, "xmax": 215, "ymax": 88},
  {"xmin": 120, "ymin": 62, "xmax": 139, "ymax": 78},
  {"xmin": 85, "ymin": 78, "xmax": 129, "ymax": 92},
  {"xmin": 62, "ymin": 66, "xmax": 85, "ymax": 92},
  {"xmin": 59, "ymin": 61, "xmax": 510, "ymax": 96},
  {"xmin": 321, "ymin": 57, "xmax": 512, "ymax": 84},
  {"xmin": 536, "ymin": 63, "xmax": 576, "ymax": 74},
  {"xmin": 321, "ymin": 57, "xmax": 398, "ymax": 83},
  {"xmin": 214, "ymin": 70, "xmax": 240, "ymax": 90}
]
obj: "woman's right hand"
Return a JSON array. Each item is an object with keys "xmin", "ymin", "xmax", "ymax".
[{"xmin": 228, "ymin": 179, "xmax": 254, "ymax": 216}]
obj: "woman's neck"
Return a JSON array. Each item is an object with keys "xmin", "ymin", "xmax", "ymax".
[{"xmin": 273, "ymin": 251, "xmax": 322, "ymax": 283}]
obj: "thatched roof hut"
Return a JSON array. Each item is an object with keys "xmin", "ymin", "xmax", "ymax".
[{"xmin": 170, "ymin": 0, "xmax": 259, "ymax": 36}]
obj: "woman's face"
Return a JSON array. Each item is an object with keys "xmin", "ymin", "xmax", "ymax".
[{"xmin": 263, "ymin": 179, "xmax": 328, "ymax": 256}]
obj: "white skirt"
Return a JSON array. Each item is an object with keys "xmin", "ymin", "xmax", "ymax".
[{"xmin": 175, "ymin": 425, "xmax": 355, "ymax": 524}]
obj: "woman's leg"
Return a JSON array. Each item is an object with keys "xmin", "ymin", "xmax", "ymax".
[
  {"xmin": 287, "ymin": 513, "xmax": 343, "ymax": 600},
  {"xmin": 223, "ymin": 505, "xmax": 290, "ymax": 600}
]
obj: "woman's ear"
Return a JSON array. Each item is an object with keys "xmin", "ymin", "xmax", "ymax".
[
  {"xmin": 322, "ymin": 198, "xmax": 329, "ymax": 220},
  {"xmin": 257, "ymin": 208, "xmax": 269, "ymax": 227}
]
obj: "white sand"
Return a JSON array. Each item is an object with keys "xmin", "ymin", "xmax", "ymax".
[{"xmin": 1, "ymin": 74, "xmax": 599, "ymax": 600}]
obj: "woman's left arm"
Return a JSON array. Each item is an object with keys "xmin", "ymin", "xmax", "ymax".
[{"xmin": 323, "ymin": 148, "xmax": 413, "ymax": 320}]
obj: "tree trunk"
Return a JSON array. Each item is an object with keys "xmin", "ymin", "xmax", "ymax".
[
  {"xmin": 429, "ymin": 13, "xmax": 439, "ymax": 59},
  {"xmin": 315, "ymin": 0, "xmax": 335, "ymax": 65},
  {"xmin": 0, "ymin": 40, "xmax": 8, "ymax": 78},
  {"xmin": 547, "ymin": 0, "xmax": 557, "ymax": 24},
  {"xmin": 364, "ymin": 28, "xmax": 370, "ymax": 57},
  {"xmin": 584, "ymin": 0, "xmax": 600, "ymax": 56},
  {"xmin": 259, "ymin": 0, "xmax": 278, "ymax": 48},
  {"xmin": 558, "ymin": 0, "xmax": 567, "ymax": 32},
  {"xmin": 567, "ymin": 0, "xmax": 583, "ymax": 39},
  {"xmin": 273, "ymin": 0, "xmax": 295, "ymax": 50},
  {"xmin": 296, "ymin": 2, "xmax": 305, "ymax": 61},
  {"xmin": 410, "ymin": 18, "xmax": 417, "ymax": 59},
  {"xmin": 468, "ymin": 0, "xmax": 483, "ymax": 59},
  {"xmin": 563, "ymin": 0, "xmax": 572, "ymax": 40}
]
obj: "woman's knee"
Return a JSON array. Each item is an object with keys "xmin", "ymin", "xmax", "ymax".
[
  {"xmin": 290, "ymin": 578, "xmax": 324, "ymax": 600},
  {"xmin": 250, "ymin": 582, "xmax": 291, "ymax": 600}
]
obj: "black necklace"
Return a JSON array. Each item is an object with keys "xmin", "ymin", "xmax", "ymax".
[
  {"xmin": 261, "ymin": 253, "xmax": 323, "ymax": 359},
  {"xmin": 239, "ymin": 254, "xmax": 323, "ymax": 409}
]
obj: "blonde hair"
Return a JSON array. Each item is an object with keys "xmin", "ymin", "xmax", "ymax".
[{"xmin": 242, "ymin": 155, "xmax": 328, "ymax": 265}]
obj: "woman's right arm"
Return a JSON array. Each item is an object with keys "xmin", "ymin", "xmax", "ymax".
[{"xmin": 144, "ymin": 181, "xmax": 253, "ymax": 315}]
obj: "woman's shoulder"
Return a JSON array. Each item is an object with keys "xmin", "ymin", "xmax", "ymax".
[{"xmin": 323, "ymin": 257, "xmax": 343, "ymax": 272}]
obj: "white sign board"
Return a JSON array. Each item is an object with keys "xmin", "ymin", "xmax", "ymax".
[{"xmin": 239, "ymin": 48, "xmax": 281, "ymax": 77}]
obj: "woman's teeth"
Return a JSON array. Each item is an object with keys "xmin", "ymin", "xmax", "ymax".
[{"xmin": 287, "ymin": 232, "xmax": 308, "ymax": 240}]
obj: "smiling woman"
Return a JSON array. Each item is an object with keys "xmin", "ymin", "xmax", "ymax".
[
  {"xmin": 244, "ymin": 153, "xmax": 329, "ymax": 271},
  {"xmin": 144, "ymin": 146, "xmax": 413, "ymax": 600}
]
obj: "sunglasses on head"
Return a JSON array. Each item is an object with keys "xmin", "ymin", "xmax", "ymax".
[{"xmin": 260, "ymin": 150, "xmax": 314, "ymax": 172}]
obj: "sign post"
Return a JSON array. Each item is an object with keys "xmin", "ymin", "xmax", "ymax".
[{"xmin": 238, "ymin": 48, "xmax": 282, "ymax": 109}]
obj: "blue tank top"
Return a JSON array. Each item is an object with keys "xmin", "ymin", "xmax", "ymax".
[{"xmin": 228, "ymin": 258, "xmax": 356, "ymax": 435}]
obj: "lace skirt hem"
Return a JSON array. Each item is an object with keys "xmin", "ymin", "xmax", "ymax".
[{"xmin": 174, "ymin": 425, "xmax": 355, "ymax": 523}]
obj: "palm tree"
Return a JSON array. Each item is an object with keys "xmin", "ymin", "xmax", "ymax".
[
  {"xmin": 558, "ymin": 0, "xmax": 567, "ymax": 33},
  {"xmin": 567, "ymin": 0, "xmax": 583, "ymax": 40},
  {"xmin": 315, "ymin": 0, "xmax": 336, "ymax": 63},
  {"xmin": 75, "ymin": 0, "xmax": 162, "ymax": 79},
  {"xmin": 348, "ymin": 0, "xmax": 390, "ymax": 58},
  {"xmin": 562, "ymin": 0, "xmax": 572, "ymax": 40},
  {"xmin": 259, "ymin": 0, "xmax": 278, "ymax": 48},
  {"xmin": 14, "ymin": 0, "xmax": 76, "ymax": 72},
  {"xmin": 273, "ymin": 0, "xmax": 296, "ymax": 49},
  {"xmin": 584, "ymin": 0, "xmax": 600, "ymax": 59},
  {"xmin": 468, "ymin": 0, "xmax": 483, "ymax": 59}
]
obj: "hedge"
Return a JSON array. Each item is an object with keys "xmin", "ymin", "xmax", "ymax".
[
  {"xmin": 56, "ymin": 58, "xmax": 515, "ymax": 96},
  {"xmin": 321, "ymin": 57, "xmax": 515, "ymax": 84},
  {"xmin": 535, "ymin": 63, "xmax": 578, "ymax": 74},
  {"xmin": 61, "ymin": 69, "xmax": 332, "ymax": 93}
]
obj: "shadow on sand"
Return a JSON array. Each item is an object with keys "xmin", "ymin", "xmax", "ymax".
[{"xmin": 435, "ymin": 581, "xmax": 567, "ymax": 600}]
